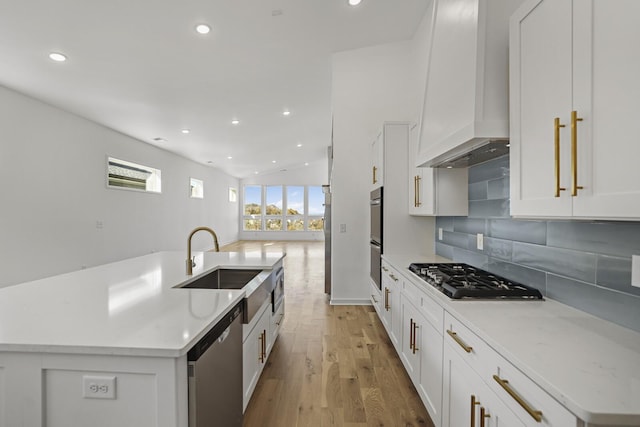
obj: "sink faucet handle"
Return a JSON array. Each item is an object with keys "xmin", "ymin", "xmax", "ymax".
[{"xmin": 191, "ymin": 256, "xmax": 196, "ymax": 268}]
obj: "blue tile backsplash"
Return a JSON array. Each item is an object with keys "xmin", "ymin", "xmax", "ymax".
[{"xmin": 435, "ymin": 155, "xmax": 640, "ymax": 332}]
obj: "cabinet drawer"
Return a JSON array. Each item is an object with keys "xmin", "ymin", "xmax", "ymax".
[
  {"xmin": 489, "ymin": 353, "xmax": 577, "ymax": 427},
  {"xmin": 443, "ymin": 311, "xmax": 494, "ymax": 379},
  {"xmin": 403, "ymin": 280, "xmax": 443, "ymax": 333}
]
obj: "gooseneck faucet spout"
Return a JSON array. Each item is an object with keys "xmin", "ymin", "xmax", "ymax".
[{"xmin": 186, "ymin": 226, "xmax": 220, "ymax": 275}]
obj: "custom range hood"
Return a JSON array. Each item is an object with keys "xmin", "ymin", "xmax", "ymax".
[{"xmin": 423, "ymin": 139, "xmax": 510, "ymax": 168}]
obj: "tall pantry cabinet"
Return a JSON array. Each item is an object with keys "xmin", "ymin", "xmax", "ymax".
[{"xmin": 509, "ymin": 0, "xmax": 640, "ymax": 219}]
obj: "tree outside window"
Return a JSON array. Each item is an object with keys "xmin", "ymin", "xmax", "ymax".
[{"xmin": 243, "ymin": 185, "xmax": 262, "ymax": 230}]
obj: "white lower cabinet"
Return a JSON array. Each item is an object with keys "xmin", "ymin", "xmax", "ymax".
[
  {"xmin": 381, "ymin": 262, "xmax": 402, "ymax": 349},
  {"xmin": 370, "ymin": 279, "xmax": 382, "ymax": 318},
  {"xmin": 443, "ymin": 341, "xmax": 526, "ymax": 427},
  {"xmin": 269, "ymin": 301, "xmax": 284, "ymax": 353},
  {"xmin": 400, "ymin": 291, "xmax": 443, "ymax": 427},
  {"xmin": 444, "ymin": 312, "xmax": 577, "ymax": 427},
  {"xmin": 242, "ymin": 300, "xmax": 272, "ymax": 412}
]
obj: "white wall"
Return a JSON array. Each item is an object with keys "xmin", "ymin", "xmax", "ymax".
[
  {"xmin": 238, "ymin": 159, "xmax": 328, "ymax": 241},
  {"xmin": 0, "ymin": 85, "xmax": 239, "ymax": 287},
  {"xmin": 329, "ymin": 8, "xmax": 435, "ymax": 304}
]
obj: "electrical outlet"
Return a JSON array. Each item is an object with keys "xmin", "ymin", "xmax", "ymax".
[
  {"xmin": 438, "ymin": 228, "xmax": 443, "ymax": 241},
  {"xmin": 632, "ymin": 255, "xmax": 640, "ymax": 288},
  {"xmin": 83, "ymin": 375, "xmax": 116, "ymax": 399},
  {"xmin": 95, "ymin": 220, "xmax": 104, "ymax": 229},
  {"xmin": 340, "ymin": 224, "xmax": 347, "ymax": 233},
  {"xmin": 476, "ymin": 233, "xmax": 484, "ymax": 250}
]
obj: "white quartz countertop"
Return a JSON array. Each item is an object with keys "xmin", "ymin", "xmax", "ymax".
[
  {"xmin": 383, "ymin": 253, "xmax": 640, "ymax": 425},
  {"xmin": 0, "ymin": 250, "xmax": 285, "ymax": 357}
]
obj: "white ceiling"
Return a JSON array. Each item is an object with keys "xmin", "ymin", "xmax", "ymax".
[{"xmin": 0, "ymin": 0, "xmax": 428, "ymax": 178}]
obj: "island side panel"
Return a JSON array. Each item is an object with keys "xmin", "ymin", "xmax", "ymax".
[{"xmin": 0, "ymin": 352, "xmax": 187, "ymax": 427}]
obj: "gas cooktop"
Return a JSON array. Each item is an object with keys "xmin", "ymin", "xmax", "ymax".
[{"xmin": 408, "ymin": 263, "xmax": 544, "ymax": 300}]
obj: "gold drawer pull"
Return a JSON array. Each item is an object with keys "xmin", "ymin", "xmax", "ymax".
[
  {"xmin": 384, "ymin": 287, "xmax": 390, "ymax": 311},
  {"xmin": 416, "ymin": 175, "xmax": 422, "ymax": 207},
  {"xmin": 390, "ymin": 274, "xmax": 399, "ymax": 282},
  {"xmin": 493, "ymin": 374, "xmax": 543, "ymax": 422},
  {"xmin": 447, "ymin": 329, "xmax": 473, "ymax": 353},
  {"xmin": 382, "ymin": 266, "xmax": 389, "ymax": 272},
  {"xmin": 373, "ymin": 166, "xmax": 377, "ymax": 184},
  {"xmin": 371, "ymin": 294, "xmax": 378, "ymax": 304},
  {"xmin": 412, "ymin": 321, "xmax": 419, "ymax": 354}
]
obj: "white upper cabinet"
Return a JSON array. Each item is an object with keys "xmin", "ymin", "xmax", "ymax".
[
  {"xmin": 409, "ymin": 125, "xmax": 469, "ymax": 216},
  {"xmin": 510, "ymin": 0, "xmax": 640, "ymax": 219},
  {"xmin": 415, "ymin": 0, "xmax": 524, "ymax": 167},
  {"xmin": 371, "ymin": 131, "xmax": 384, "ymax": 190}
]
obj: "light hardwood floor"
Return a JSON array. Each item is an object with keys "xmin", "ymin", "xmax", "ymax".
[{"xmin": 220, "ymin": 241, "xmax": 434, "ymax": 427}]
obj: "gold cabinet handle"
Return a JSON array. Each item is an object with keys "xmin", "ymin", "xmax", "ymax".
[
  {"xmin": 263, "ymin": 330, "xmax": 267, "ymax": 360},
  {"xmin": 480, "ymin": 407, "xmax": 490, "ymax": 427},
  {"xmin": 384, "ymin": 287, "xmax": 390, "ymax": 311},
  {"xmin": 412, "ymin": 321, "xmax": 419, "ymax": 354},
  {"xmin": 390, "ymin": 274, "xmax": 399, "ymax": 282},
  {"xmin": 276, "ymin": 313, "xmax": 284, "ymax": 326},
  {"xmin": 554, "ymin": 117, "xmax": 567, "ymax": 197},
  {"xmin": 447, "ymin": 329, "xmax": 473, "ymax": 353},
  {"xmin": 371, "ymin": 294, "xmax": 378, "ymax": 304},
  {"xmin": 382, "ymin": 266, "xmax": 389, "ymax": 272},
  {"xmin": 414, "ymin": 175, "xmax": 422, "ymax": 207},
  {"xmin": 471, "ymin": 395, "xmax": 480, "ymax": 427},
  {"xmin": 373, "ymin": 166, "xmax": 377, "ymax": 184},
  {"xmin": 493, "ymin": 375, "xmax": 543, "ymax": 422},
  {"xmin": 409, "ymin": 318, "xmax": 415, "ymax": 351},
  {"xmin": 571, "ymin": 110, "xmax": 584, "ymax": 196},
  {"xmin": 258, "ymin": 332, "xmax": 264, "ymax": 363}
]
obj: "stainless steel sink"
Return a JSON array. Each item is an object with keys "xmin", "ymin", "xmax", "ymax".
[
  {"xmin": 180, "ymin": 269, "xmax": 272, "ymax": 324},
  {"xmin": 182, "ymin": 269, "xmax": 262, "ymax": 290}
]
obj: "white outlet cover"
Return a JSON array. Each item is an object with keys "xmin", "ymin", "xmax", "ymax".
[
  {"xmin": 83, "ymin": 375, "xmax": 116, "ymax": 399},
  {"xmin": 477, "ymin": 233, "xmax": 484, "ymax": 250},
  {"xmin": 632, "ymin": 255, "xmax": 640, "ymax": 288},
  {"xmin": 438, "ymin": 228, "xmax": 443, "ymax": 241}
]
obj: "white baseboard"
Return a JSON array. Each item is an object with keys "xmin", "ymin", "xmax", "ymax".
[{"xmin": 329, "ymin": 298, "xmax": 372, "ymax": 306}]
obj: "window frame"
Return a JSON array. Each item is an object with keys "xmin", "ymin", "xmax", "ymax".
[
  {"xmin": 106, "ymin": 156, "xmax": 162, "ymax": 194},
  {"xmin": 242, "ymin": 185, "xmax": 324, "ymax": 232}
]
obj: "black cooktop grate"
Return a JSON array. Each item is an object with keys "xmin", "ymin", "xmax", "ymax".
[{"xmin": 408, "ymin": 263, "xmax": 543, "ymax": 300}]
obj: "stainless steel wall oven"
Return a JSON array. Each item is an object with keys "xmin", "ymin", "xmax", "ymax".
[{"xmin": 370, "ymin": 188, "xmax": 383, "ymax": 289}]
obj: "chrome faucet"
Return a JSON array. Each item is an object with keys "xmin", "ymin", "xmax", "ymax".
[{"xmin": 186, "ymin": 226, "xmax": 220, "ymax": 275}]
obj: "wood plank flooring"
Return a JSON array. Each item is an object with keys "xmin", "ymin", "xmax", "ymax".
[{"xmin": 220, "ymin": 241, "xmax": 434, "ymax": 427}]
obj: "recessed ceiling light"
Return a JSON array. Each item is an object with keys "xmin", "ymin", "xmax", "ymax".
[
  {"xmin": 272, "ymin": 160, "xmax": 277, "ymax": 163},
  {"xmin": 506, "ymin": 143, "xmax": 511, "ymax": 147},
  {"xmin": 446, "ymin": 166, "xmax": 453, "ymax": 169},
  {"xmin": 231, "ymin": 119, "xmax": 240, "ymax": 125},
  {"xmin": 304, "ymin": 162, "xmax": 309, "ymax": 166},
  {"xmin": 283, "ymin": 110, "xmax": 291, "ymax": 116},
  {"xmin": 254, "ymin": 171, "xmax": 259, "ymax": 174},
  {"xmin": 181, "ymin": 129, "xmax": 190, "ymax": 134},
  {"xmin": 227, "ymin": 156, "xmax": 233, "ymax": 160},
  {"xmin": 348, "ymin": 0, "xmax": 362, "ymax": 5},
  {"xmin": 296, "ymin": 143, "xmax": 303, "ymax": 148},
  {"xmin": 195, "ymin": 24, "xmax": 211, "ymax": 34},
  {"xmin": 49, "ymin": 52, "xmax": 67, "ymax": 62}
]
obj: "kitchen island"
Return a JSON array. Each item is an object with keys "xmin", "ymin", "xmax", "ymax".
[{"xmin": 0, "ymin": 250, "xmax": 285, "ymax": 427}]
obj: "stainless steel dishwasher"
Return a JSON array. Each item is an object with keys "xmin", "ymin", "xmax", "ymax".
[{"xmin": 188, "ymin": 301, "xmax": 243, "ymax": 427}]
